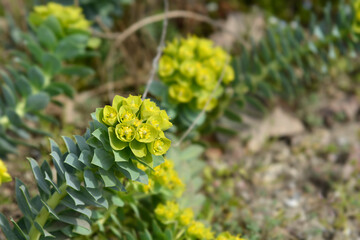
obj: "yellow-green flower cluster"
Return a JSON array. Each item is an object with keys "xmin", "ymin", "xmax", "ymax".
[
  {"xmin": 353, "ymin": 0, "xmax": 360, "ymax": 33},
  {"xmin": 29, "ymin": 2, "xmax": 90, "ymax": 33},
  {"xmin": 187, "ymin": 220, "xmax": 214, "ymax": 240},
  {"xmin": 154, "ymin": 201, "xmax": 212, "ymax": 239},
  {"xmin": 154, "ymin": 200, "xmax": 245, "ymax": 239},
  {"xmin": 216, "ymin": 232, "xmax": 246, "ymax": 240},
  {"xmin": 96, "ymin": 95, "xmax": 172, "ymax": 158},
  {"xmin": 158, "ymin": 36, "xmax": 235, "ymax": 111},
  {"xmin": 0, "ymin": 159, "xmax": 12, "ymax": 186},
  {"xmin": 136, "ymin": 159, "xmax": 185, "ymax": 197},
  {"xmin": 155, "ymin": 201, "xmax": 180, "ymax": 223}
]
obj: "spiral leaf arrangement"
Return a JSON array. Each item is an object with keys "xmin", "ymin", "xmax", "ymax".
[{"xmin": 0, "ymin": 95, "xmax": 172, "ymax": 239}]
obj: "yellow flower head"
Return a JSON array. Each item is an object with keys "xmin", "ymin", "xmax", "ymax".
[
  {"xmin": 118, "ymin": 105, "xmax": 137, "ymax": 123},
  {"xmin": 140, "ymin": 99, "xmax": 161, "ymax": 120},
  {"xmin": 159, "ymin": 56, "xmax": 178, "ymax": 77},
  {"xmin": 196, "ymin": 94, "xmax": 218, "ymax": 112},
  {"xmin": 223, "ymin": 65, "xmax": 235, "ymax": 84},
  {"xmin": 169, "ymin": 84, "xmax": 193, "ymax": 103},
  {"xmin": 155, "ymin": 201, "xmax": 180, "ymax": 223},
  {"xmin": 0, "ymin": 159, "xmax": 12, "ymax": 186},
  {"xmin": 29, "ymin": 2, "xmax": 90, "ymax": 33},
  {"xmin": 123, "ymin": 95, "xmax": 142, "ymax": 112},
  {"xmin": 149, "ymin": 137, "xmax": 171, "ymax": 156},
  {"xmin": 147, "ymin": 114, "xmax": 172, "ymax": 131},
  {"xmin": 196, "ymin": 67, "xmax": 216, "ymax": 90},
  {"xmin": 102, "ymin": 105, "xmax": 118, "ymax": 126},
  {"xmin": 115, "ymin": 123, "xmax": 136, "ymax": 142},
  {"xmin": 135, "ymin": 123, "xmax": 158, "ymax": 143},
  {"xmin": 178, "ymin": 45, "xmax": 195, "ymax": 60},
  {"xmin": 179, "ymin": 208, "xmax": 194, "ymax": 226},
  {"xmin": 187, "ymin": 221, "xmax": 213, "ymax": 239},
  {"xmin": 180, "ymin": 60, "xmax": 197, "ymax": 78},
  {"xmin": 197, "ymin": 39, "xmax": 214, "ymax": 59},
  {"xmin": 141, "ymin": 179, "xmax": 153, "ymax": 193},
  {"xmin": 154, "ymin": 159, "xmax": 184, "ymax": 196}
]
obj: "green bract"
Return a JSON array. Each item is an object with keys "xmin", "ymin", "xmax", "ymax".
[
  {"xmin": 157, "ymin": 36, "xmax": 235, "ymax": 112},
  {"xmin": 96, "ymin": 95, "xmax": 172, "ymax": 160},
  {"xmin": 140, "ymin": 99, "xmax": 161, "ymax": 120}
]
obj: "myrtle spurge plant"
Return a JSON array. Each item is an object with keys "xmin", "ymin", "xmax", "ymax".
[
  {"xmin": 0, "ymin": 95, "xmax": 172, "ymax": 239},
  {"xmin": 158, "ymin": 36, "xmax": 234, "ymax": 111},
  {"xmin": 29, "ymin": 2, "xmax": 91, "ymax": 34},
  {"xmin": 0, "ymin": 159, "xmax": 12, "ymax": 186},
  {"xmin": 150, "ymin": 36, "xmax": 234, "ymax": 130}
]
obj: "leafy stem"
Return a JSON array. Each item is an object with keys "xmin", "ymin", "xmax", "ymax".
[{"xmin": 28, "ymin": 184, "xmax": 68, "ymax": 240}]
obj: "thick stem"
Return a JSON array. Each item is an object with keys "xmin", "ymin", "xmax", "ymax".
[{"xmin": 28, "ymin": 184, "xmax": 67, "ymax": 240}]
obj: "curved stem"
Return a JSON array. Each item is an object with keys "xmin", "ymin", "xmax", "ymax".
[{"xmin": 28, "ymin": 184, "xmax": 67, "ymax": 240}]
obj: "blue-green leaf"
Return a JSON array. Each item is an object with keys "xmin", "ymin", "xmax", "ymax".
[{"xmin": 91, "ymin": 148, "xmax": 114, "ymax": 170}]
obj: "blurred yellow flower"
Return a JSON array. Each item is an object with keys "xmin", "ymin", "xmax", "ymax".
[
  {"xmin": 158, "ymin": 36, "xmax": 234, "ymax": 111},
  {"xmin": 0, "ymin": 159, "xmax": 12, "ymax": 186},
  {"xmin": 187, "ymin": 221, "xmax": 213, "ymax": 240},
  {"xmin": 155, "ymin": 201, "xmax": 180, "ymax": 223},
  {"xmin": 29, "ymin": 2, "xmax": 90, "ymax": 33},
  {"xmin": 216, "ymin": 232, "xmax": 246, "ymax": 240},
  {"xmin": 179, "ymin": 208, "xmax": 194, "ymax": 226}
]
